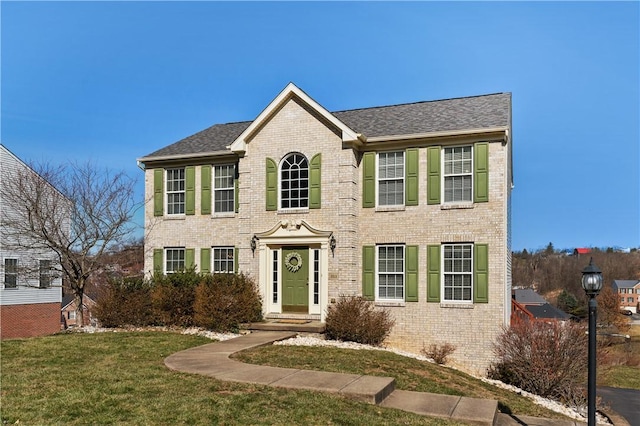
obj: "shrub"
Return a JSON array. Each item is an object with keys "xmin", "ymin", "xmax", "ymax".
[
  {"xmin": 324, "ymin": 296, "xmax": 394, "ymax": 346},
  {"xmin": 193, "ymin": 273, "xmax": 262, "ymax": 332},
  {"xmin": 150, "ymin": 269, "xmax": 200, "ymax": 327},
  {"xmin": 93, "ymin": 277, "xmax": 154, "ymax": 327},
  {"xmin": 488, "ymin": 320, "xmax": 588, "ymax": 406},
  {"xmin": 423, "ymin": 342, "xmax": 457, "ymax": 365}
]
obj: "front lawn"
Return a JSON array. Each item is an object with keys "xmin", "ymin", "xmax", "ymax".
[{"xmin": 1, "ymin": 332, "xmax": 462, "ymax": 425}]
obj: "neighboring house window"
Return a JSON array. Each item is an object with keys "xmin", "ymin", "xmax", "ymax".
[
  {"xmin": 68, "ymin": 311, "xmax": 76, "ymax": 320},
  {"xmin": 620, "ymin": 297, "xmax": 625, "ymax": 303},
  {"xmin": 214, "ymin": 165, "xmax": 235, "ymax": 213},
  {"xmin": 378, "ymin": 152, "xmax": 404, "ymax": 206},
  {"xmin": 280, "ymin": 153, "xmax": 309, "ymax": 209},
  {"xmin": 628, "ymin": 297, "xmax": 634, "ymax": 303},
  {"xmin": 39, "ymin": 260, "xmax": 52, "ymax": 288},
  {"xmin": 620, "ymin": 288, "xmax": 626, "ymax": 294},
  {"xmin": 212, "ymin": 247, "xmax": 234, "ymax": 273},
  {"xmin": 443, "ymin": 146, "xmax": 473, "ymax": 203},
  {"xmin": 166, "ymin": 168, "xmax": 185, "ymax": 215},
  {"xmin": 4, "ymin": 258, "xmax": 17, "ymax": 288},
  {"xmin": 377, "ymin": 245, "xmax": 405, "ymax": 300},
  {"xmin": 165, "ymin": 248, "xmax": 185, "ymax": 273},
  {"xmin": 443, "ymin": 244, "xmax": 473, "ymax": 302}
]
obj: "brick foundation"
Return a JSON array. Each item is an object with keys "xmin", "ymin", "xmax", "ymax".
[{"xmin": 1, "ymin": 303, "xmax": 61, "ymax": 339}]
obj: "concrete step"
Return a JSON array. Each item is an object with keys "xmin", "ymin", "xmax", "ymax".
[
  {"xmin": 244, "ymin": 320, "xmax": 326, "ymax": 334},
  {"xmin": 380, "ymin": 389, "xmax": 498, "ymax": 426}
]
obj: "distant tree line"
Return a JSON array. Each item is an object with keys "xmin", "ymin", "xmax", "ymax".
[{"xmin": 512, "ymin": 244, "xmax": 640, "ymax": 325}]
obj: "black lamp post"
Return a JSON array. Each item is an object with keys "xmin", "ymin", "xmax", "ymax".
[{"xmin": 581, "ymin": 257, "xmax": 603, "ymax": 426}]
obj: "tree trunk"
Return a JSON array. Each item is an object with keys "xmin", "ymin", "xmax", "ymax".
[{"xmin": 74, "ymin": 291, "xmax": 85, "ymax": 328}]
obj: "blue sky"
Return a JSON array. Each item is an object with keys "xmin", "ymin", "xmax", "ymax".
[{"xmin": 2, "ymin": 1, "xmax": 638, "ymax": 252}]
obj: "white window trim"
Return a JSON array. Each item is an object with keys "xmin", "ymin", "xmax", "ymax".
[
  {"xmin": 442, "ymin": 145, "xmax": 473, "ymax": 205},
  {"xmin": 212, "ymin": 246, "xmax": 235, "ymax": 274},
  {"xmin": 278, "ymin": 153, "xmax": 310, "ymax": 211},
  {"xmin": 165, "ymin": 247, "xmax": 185, "ymax": 274},
  {"xmin": 165, "ymin": 168, "xmax": 186, "ymax": 216},
  {"xmin": 39, "ymin": 259, "xmax": 52, "ymax": 288},
  {"xmin": 376, "ymin": 151, "xmax": 405, "ymax": 208},
  {"xmin": 375, "ymin": 244, "xmax": 405, "ymax": 302},
  {"xmin": 4, "ymin": 258, "xmax": 18, "ymax": 288},
  {"xmin": 441, "ymin": 243, "xmax": 474, "ymax": 303},
  {"xmin": 213, "ymin": 164, "xmax": 235, "ymax": 215}
]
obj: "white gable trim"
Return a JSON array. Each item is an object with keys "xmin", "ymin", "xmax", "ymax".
[{"xmin": 228, "ymin": 83, "xmax": 361, "ymax": 154}]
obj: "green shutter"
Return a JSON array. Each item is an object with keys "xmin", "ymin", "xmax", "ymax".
[
  {"xmin": 427, "ymin": 245, "xmax": 441, "ymax": 302},
  {"xmin": 200, "ymin": 248, "xmax": 210, "ymax": 274},
  {"xmin": 309, "ymin": 153, "xmax": 321, "ymax": 209},
  {"xmin": 474, "ymin": 244, "xmax": 489, "ymax": 303},
  {"xmin": 201, "ymin": 165, "xmax": 211, "ymax": 215},
  {"xmin": 153, "ymin": 169, "xmax": 164, "ymax": 216},
  {"xmin": 234, "ymin": 164, "xmax": 239, "ymax": 213},
  {"xmin": 153, "ymin": 249, "xmax": 163, "ymax": 274},
  {"xmin": 185, "ymin": 166, "xmax": 195, "ymax": 215},
  {"xmin": 427, "ymin": 147, "xmax": 441, "ymax": 205},
  {"xmin": 405, "ymin": 149, "xmax": 419, "ymax": 206},
  {"xmin": 405, "ymin": 245, "xmax": 419, "ymax": 302},
  {"xmin": 362, "ymin": 152, "xmax": 376, "ymax": 208},
  {"xmin": 266, "ymin": 158, "xmax": 277, "ymax": 211},
  {"xmin": 474, "ymin": 143, "xmax": 489, "ymax": 203},
  {"xmin": 362, "ymin": 245, "xmax": 375, "ymax": 300},
  {"xmin": 234, "ymin": 247, "xmax": 239, "ymax": 274},
  {"xmin": 185, "ymin": 248, "xmax": 195, "ymax": 270}
]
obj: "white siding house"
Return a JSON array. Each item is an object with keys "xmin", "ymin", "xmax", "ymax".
[{"xmin": 1, "ymin": 144, "xmax": 64, "ymax": 338}]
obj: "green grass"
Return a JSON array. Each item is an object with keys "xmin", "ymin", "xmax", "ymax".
[
  {"xmin": 598, "ymin": 324, "xmax": 640, "ymax": 389},
  {"xmin": 233, "ymin": 345, "xmax": 568, "ymax": 419},
  {"xmin": 1, "ymin": 332, "xmax": 463, "ymax": 425}
]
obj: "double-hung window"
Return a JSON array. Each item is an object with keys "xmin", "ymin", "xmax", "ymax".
[
  {"xmin": 378, "ymin": 152, "xmax": 404, "ymax": 206},
  {"xmin": 4, "ymin": 259, "xmax": 17, "ymax": 288},
  {"xmin": 443, "ymin": 146, "xmax": 472, "ymax": 203},
  {"xmin": 165, "ymin": 248, "xmax": 185, "ymax": 273},
  {"xmin": 443, "ymin": 244, "xmax": 473, "ymax": 302},
  {"xmin": 280, "ymin": 153, "xmax": 309, "ymax": 209},
  {"xmin": 214, "ymin": 165, "xmax": 235, "ymax": 213},
  {"xmin": 377, "ymin": 245, "xmax": 405, "ymax": 301},
  {"xmin": 166, "ymin": 168, "xmax": 185, "ymax": 215},
  {"xmin": 39, "ymin": 260, "xmax": 52, "ymax": 288},
  {"xmin": 213, "ymin": 247, "xmax": 234, "ymax": 273}
]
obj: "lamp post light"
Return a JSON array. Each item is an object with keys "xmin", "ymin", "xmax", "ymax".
[{"xmin": 581, "ymin": 257, "xmax": 603, "ymax": 426}]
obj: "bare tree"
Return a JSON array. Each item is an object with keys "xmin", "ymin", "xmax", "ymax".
[{"xmin": 2, "ymin": 161, "xmax": 138, "ymax": 326}]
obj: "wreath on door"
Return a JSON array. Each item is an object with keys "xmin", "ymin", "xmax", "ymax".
[{"xmin": 284, "ymin": 252, "xmax": 303, "ymax": 273}]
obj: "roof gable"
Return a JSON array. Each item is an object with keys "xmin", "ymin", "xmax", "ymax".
[{"xmin": 228, "ymin": 83, "xmax": 360, "ymax": 155}]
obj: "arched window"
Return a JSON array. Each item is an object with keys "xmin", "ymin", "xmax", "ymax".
[{"xmin": 280, "ymin": 153, "xmax": 309, "ymax": 209}]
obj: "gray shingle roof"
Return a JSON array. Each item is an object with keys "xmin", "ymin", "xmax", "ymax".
[
  {"xmin": 525, "ymin": 303, "xmax": 570, "ymax": 320},
  {"xmin": 613, "ymin": 280, "xmax": 640, "ymax": 289},
  {"xmin": 140, "ymin": 92, "xmax": 511, "ymax": 161},
  {"xmin": 513, "ymin": 288, "xmax": 548, "ymax": 305}
]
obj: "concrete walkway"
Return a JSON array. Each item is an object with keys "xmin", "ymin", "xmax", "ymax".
[{"xmin": 164, "ymin": 331, "xmax": 586, "ymax": 426}]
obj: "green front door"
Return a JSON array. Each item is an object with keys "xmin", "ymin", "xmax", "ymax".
[{"xmin": 282, "ymin": 247, "xmax": 309, "ymax": 313}]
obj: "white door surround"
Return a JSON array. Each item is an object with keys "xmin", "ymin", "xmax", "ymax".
[{"xmin": 254, "ymin": 219, "xmax": 331, "ymax": 321}]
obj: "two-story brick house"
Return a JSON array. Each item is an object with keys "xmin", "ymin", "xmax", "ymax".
[
  {"xmin": 138, "ymin": 83, "xmax": 513, "ymax": 373},
  {"xmin": 613, "ymin": 279, "xmax": 640, "ymax": 314}
]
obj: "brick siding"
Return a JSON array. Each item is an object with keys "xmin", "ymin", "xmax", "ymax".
[{"xmin": 1, "ymin": 303, "xmax": 61, "ymax": 339}]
